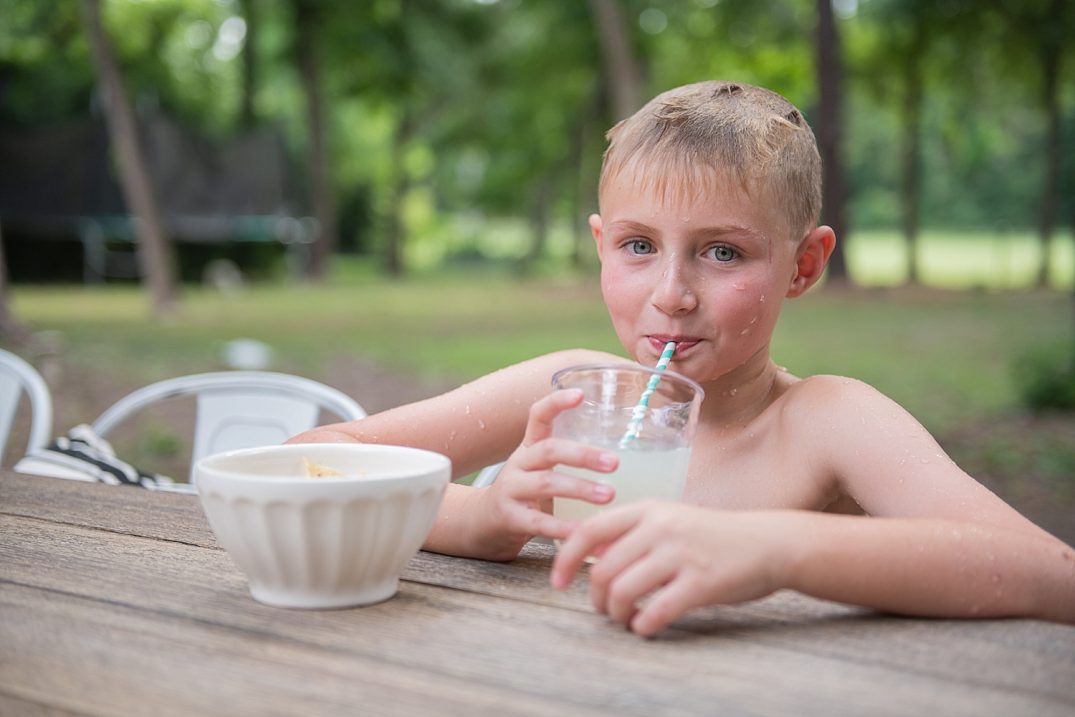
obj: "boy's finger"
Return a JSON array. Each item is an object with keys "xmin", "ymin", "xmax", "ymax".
[
  {"xmin": 587, "ymin": 517, "xmax": 661, "ymax": 612},
  {"xmin": 550, "ymin": 504, "xmax": 645, "ymax": 589},
  {"xmin": 521, "ymin": 389, "xmax": 584, "ymax": 446},
  {"xmin": 513, "ymin": 437, "xmax": 618, "ymax": 475},
  {"xmin": 508, "ymin": 506, "xmax": 578, "ymax": 542},
  {"xmin": 601, "ymin": 553, "xmax": 674, "ymax": 625},
  {"xmin": 629, "ymin": 577, "xmax": 705, "ymax": 638},
  {"xmin": 508, "ymin": 468, "xmax": 615, "ymax": 505}
]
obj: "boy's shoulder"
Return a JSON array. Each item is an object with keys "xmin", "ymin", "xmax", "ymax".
[{"xmin": 778, "ymin": 373, "xmax": 913, "ymax": 428}]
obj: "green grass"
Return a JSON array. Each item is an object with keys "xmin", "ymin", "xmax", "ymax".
[{"xmin": 11, "ymin": 254, "xmax": 1073, "ymax": 436}]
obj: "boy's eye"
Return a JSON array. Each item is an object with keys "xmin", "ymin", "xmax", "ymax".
[
  {"xmin": 708, "ymin": 245, "xmax": 738, "ymax": 262},
  {"xmin": 627, "ymin": 239, "xmax": 655, "ymax": 255}
]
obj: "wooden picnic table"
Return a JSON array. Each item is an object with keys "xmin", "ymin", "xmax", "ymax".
[{"xmin": 2, "ymin": 470, "xmax": 1073, "ymax": 716}]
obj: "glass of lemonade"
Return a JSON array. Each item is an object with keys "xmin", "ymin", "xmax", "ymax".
[{"xmin": 551, "ymin": 364, "xmax": 704, "ymax": 522}]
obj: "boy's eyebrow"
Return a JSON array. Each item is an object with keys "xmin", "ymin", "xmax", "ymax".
[
  {"xmin": 608, "ymin": 220, "xmax": 762, "ymax": 240},
  {"xmin": 691, "ymin": 225, "xmax": 765, "ymax": 242}
]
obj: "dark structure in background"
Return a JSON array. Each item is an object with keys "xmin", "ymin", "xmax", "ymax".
[{"xmin": 0, "ymin": 109, "xmax": 313, "ymax": 283}]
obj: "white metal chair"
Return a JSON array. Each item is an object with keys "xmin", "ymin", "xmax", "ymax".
[
  {"xmin": 0, "ymin": 349, "xmax": 54, "ymax": 465},
  {"xmin": 91, "ymin": 371, "xmax": 367, "ymax": 487},
  {"xmin": 471, "ymin": 461, "xmax": 503, "ymax": 488}
]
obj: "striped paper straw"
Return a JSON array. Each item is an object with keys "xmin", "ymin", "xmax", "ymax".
[{"xmin": 619, "ymin": 341, "xmax": 676, "ymax": 447}]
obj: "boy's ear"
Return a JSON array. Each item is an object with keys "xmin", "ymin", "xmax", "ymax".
[
  {"xmin": 786, "ymin": 226, "xmax": 836, "ymax": 298},
  {"xmin": 588, "ymin": 214, "xmax": 604, "ymax": 260}
]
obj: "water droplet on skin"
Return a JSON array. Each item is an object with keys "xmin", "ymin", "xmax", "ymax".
[
  {"xmin": 920, "ymin": 458, "xmax": 930, "ymax": 464},
  {"xmin": 465, "ymin": 405, "xmax": 472, "ymax": 416},
  {"xmin": 739, "ymin": 328, "xmax": 750, "ymax": 335},
  {"xmin": 732, "ymin": 283, "xmax": 746, "ymax": 291},
  {"xmin": 730, "ymin": 388, "xmax": 738, "ymax": 396},
  {"xmin": 478, "ymin": 419, "xmax": 487, "ymax": 430},
  {"xmin": 748, "ymin": 316, "xmax": 758, "ymax": 325},
  {"xmin": 759, "ymin": 295, "xmax": 766, "ymax": 303}
]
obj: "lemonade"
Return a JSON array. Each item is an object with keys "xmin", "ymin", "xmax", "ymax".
[{"xmin": 553, "ymin": 441, "xmax": 691, "ymax": 522}]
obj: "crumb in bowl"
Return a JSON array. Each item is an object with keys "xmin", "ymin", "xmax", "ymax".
[{"xmin": 303, "ymin": 457, "xmax": 345, "ymax": 478}]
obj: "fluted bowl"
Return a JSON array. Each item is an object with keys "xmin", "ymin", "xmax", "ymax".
[{"xmin": 195, "ymin": 443, "xmax": 451, "ymax": 609}]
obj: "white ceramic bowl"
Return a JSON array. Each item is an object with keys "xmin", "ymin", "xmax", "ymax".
[{"xmin": 195, "ymin": 443, "xmax": 451, "ymax": 609}]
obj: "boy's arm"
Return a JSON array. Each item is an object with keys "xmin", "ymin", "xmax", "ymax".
[
  {"xmin": 783, "ymin": 511, "xmax": 1075, "ymax": 622},
  {"xmin": 288, "ymin": 349, "xmax": 628, "ymax": 559},
  {"xmin": 288, "ymin": 349, "xmax": 620, "ymax": 478},
  {"xmin": 554, "ymin": 375, "xmax": 1075, "ymax": 634},
  {"xmin": 552, "ymin": 504, "xmax": 1075, "ymax": 637}
]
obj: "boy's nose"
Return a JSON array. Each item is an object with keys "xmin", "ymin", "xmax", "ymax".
[{"xmin": 651, "ymin": 265, "xmax": 698, "ymax": 315}]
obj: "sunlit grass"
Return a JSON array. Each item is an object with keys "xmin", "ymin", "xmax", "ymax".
[{"xmin": 846, "ymin": 229, "xmax": 1074, "ymax": 289}]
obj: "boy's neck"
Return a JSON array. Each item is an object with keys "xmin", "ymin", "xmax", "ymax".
[{"xmin": 696, "ymin": 346, "xmax": 783, "ymax": 428}]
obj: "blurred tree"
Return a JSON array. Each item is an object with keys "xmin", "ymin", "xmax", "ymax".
[
  {"xmin": 853, "ymin": 0, "xmax": 952, "ymax": 284},
  {"xmin": 291, "ymin": 0, "xmax": 337, "ymax": 280},
  {"xmin": 80, "ymin": 0, "xmax": 178, "ymax": 316},
  {"xmin": 0, "ymin": 225, "xmax": 30, "ymax": 346},
  {"xmin": 589, "ymin": 0, "xmax": 646, "ymax": 122},
  {"xmin": 990, "ymin": 0, "xmax": 1071, "ymax": 288},
  {"xmin": 238, "ymin": 0, "xmax": 259, "ymax": 129},
  {"xmin": 815, "ymin": 0, "xmax": 848, "ymax": 282}
]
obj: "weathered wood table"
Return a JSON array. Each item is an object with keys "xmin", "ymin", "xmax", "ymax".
[{"xmin": 2, "ymin": 471, "xmax": 1073, "ymax": 716}]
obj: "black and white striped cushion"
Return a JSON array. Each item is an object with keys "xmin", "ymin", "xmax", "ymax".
[{"xmin": 14, "ymin": 424, "xmax": 181, "ymax": 491}]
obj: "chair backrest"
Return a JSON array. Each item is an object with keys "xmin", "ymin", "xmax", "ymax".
[
  {"xmin": 91, "ymin": 371, "xmax": 366, "ymax": 484},
  {"xmin": 0, "ymin": 349, "xmax": 54, "ymax": 465}
]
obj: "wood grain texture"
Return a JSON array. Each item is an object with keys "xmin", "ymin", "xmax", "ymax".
[{"xmin": 3, "ymin": 472, "xmax": 1074, "ymax": 717}]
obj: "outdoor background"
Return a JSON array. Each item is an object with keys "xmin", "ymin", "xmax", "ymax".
[{"xmin": 0, "ymin": 0, "xmax": 1072, "ymax": 543}]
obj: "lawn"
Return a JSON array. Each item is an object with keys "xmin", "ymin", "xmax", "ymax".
[{"xmin": 12, "ymin": 262, "xmax": 1071, "ymax": 435}]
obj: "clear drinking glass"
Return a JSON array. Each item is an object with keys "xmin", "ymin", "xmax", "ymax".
[{"xmin": 550, "ymin": 363, "xmax": 704, "ymax": 522}]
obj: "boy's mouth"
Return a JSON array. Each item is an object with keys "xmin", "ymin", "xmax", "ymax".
[{"xmin": 647, "ymin": 336, "xmax": 700, "ymax": 355}]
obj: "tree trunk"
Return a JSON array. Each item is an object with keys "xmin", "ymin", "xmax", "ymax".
[
  {"xmin": 1036, "ymin": 38, "xmax": 1061, "ymax": 288},
  {"xmin": 900, "ymin": 18, "xmax": 925, "ymax": 285},
  {"xmin": 588, "ymin": 0, "xmax": 645, "ymax": 121},
  {"xmin": 239, "ymin": 0, "xmax": 258, "ymax": 130},
  {"xmin": 294, "ymin": 0, "xmax": 337, "ymax": 281},
  {"xmin": 384, "ymin": 111, "xmax": 414, "ymax": 278},
  {"xmin": 815, "ymin": 0, "xmax": 849, "ymax": 284},
  {"xmin": 80, "ymin": 0, "xmax": 178, "ymax": 317},
  {"xmin": 572, "ymin": 87, "xmax": 604, "ymax": 270},
  {"xmin": 522, "ymin": 174, "xmax": 552, "ymax": 274},
  {"xmin": 0, "ymin": 221, "xmax": 30, "ymax": 347}
]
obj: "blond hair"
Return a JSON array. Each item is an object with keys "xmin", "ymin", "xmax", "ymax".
[{"xmin": 599, "ymin": 80, "xmax": 821, "ymax": 240}]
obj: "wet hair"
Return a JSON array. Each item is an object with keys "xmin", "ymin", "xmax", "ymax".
[{"xmin": 599, "ymin": 80, "xmax": 821, "ymax": 240}]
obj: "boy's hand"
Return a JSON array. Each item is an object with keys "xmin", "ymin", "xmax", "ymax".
[
  {"xmin": 551, "ymin": 503, "xmax": 793, "ymax": 637},
  {"xmin": 471, "ymin": 388, "xmax": 618, "ymax": 560}
]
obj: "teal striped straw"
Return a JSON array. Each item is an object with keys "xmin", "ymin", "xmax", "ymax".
[{"xmin": 620, "ymin": 341, "xmax": 677, "ymax": 447}]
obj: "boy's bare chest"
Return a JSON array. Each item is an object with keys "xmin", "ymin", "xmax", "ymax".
[{"xmin": 682, "ymin": 422, "xmax": 832, "ymax": 512}]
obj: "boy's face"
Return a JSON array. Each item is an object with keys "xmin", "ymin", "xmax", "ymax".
[{"xmin": 591, "ymin": 175, "xmax": 802, "ymax": 385}]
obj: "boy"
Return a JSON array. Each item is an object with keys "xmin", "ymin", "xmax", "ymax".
[{"xmin": 289, "ymin": 81, "xmax": 1075, "ymax": 636}]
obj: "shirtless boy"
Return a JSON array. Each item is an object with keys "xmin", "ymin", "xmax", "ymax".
[{"xmin": 290, "ymin": 81, "xmax": 1075, "ymax": 636}]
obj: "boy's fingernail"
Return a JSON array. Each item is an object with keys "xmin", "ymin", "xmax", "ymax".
[
  {"xmin": 594, "ymin": 483, "xmax": 613, "ymax": 498},
  {"xmin": 597, "ymin": 453, "xmax": 617, "ymax": 470}
]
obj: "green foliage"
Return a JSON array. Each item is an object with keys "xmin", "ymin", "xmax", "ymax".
[
  {"xmin": 2, "ymin": 0, "xmax": 1073, "ymax": 275},
  {"xmin": 136, "ymin": 422, "xmax": 184, "ymax": 459},
  {"xmin": 1014, "ymin": 341, "xmax": 1075, "ymax": 412}
]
